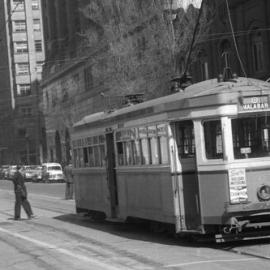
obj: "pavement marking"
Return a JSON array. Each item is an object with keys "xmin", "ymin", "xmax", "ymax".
[
  {"xmin": 164, "ymin": 258, "xmax": 258, "ymax": 268},
  {"xmin": 0, "ymin": 226, "xmax": 124, "ymax": 270}
]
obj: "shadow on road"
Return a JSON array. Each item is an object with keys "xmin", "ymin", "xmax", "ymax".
[
  {"xmin": 54, "ymin": 213, "xmax": 216, "ymax": 248},
  {"xmin": 54, "ymin": 213, "xmax": 270, "ymax": 250}
]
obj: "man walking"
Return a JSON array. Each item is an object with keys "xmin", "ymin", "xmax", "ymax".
[
  {"xmin": 12, "ymin": 165, "xmax": 35, "ymax": 220},
  {"xmin": 64, "ymin": 163, "xmax": 74, "ymax": 199}
]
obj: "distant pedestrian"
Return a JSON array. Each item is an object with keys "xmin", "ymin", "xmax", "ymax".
[
  {"xmin": 64, "ymin": 163, "xmax": 74, "ymax": 199},
  {"xmin": 12, "ymin": 165, "xmax": 35, "ymax": 220}
]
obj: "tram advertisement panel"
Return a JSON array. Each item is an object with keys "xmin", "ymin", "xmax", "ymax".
[{"xmin": 228, "ymin": 168, "xmax": 248, "ymax": 204}]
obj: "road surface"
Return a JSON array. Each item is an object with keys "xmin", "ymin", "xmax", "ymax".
[{"xmin": 0, "ymin": 180, "xmax": 270, "ymax": 269}]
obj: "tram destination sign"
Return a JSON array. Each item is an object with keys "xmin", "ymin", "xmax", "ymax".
[{"xmin": 239, "ymin": 95, "xmax": 269, "ymax": 112}]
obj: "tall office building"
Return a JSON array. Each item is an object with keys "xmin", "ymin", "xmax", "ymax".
[{"xmin": 0, "ymin": 0, "xmax": 45, "ymax": 164}]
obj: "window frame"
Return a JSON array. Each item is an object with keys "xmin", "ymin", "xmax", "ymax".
[
  {"xmin": 115, "ymin": 124, "xmax": 169, "ymax": 167},
  {"xmin": 174, "ymin": 120, "xmax": 196, "ymax": 159},
  {"xmin": 72, "ymin": 135, "xmax": 106, "ymax": 168},
  {"xmin": 231, "ymin": 114, "xmax": 270, "ymax": 160},
  {"xmin": 33, "ymin": 19, "xmax": 41, "ymax": 32},
  {"xmin": 35, "ymin": 40, "xmax": 42, "ymax": 52},
  {"xmin": 17, "ymin": 84, "xmax": 31, "ymax": 96},
  {"xmin": 16, "ymin": 62, "xmax": 30, "ymax": 75},
  {"xmin": 14, "ymin": 41, "xmax": 28, "ymax": 54},
  {"xmin": 13, "ymin": 20, "xmax": 26, "ymax": 32}
]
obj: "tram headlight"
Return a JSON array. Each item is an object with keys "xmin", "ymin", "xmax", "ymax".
[{"xmin": 257, "ymin": 185, "xmax": 270, "ymax": 201}]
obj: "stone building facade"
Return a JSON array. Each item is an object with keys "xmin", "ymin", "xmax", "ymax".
[
  {"xmin": 40, "ymin": 0, "xmax": 199, "ymax": 164},
  {"xmin": 0, "ymin": 0, "xmax": 45, "ymax": 165},
  {"xmin": 193, "ymin": 0, "xmax": 270, "ymax": 82}
]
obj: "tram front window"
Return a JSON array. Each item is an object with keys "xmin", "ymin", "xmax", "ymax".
[{"xmin": 232, "ymin": 116, "xmax": 270, "ymax": 159}]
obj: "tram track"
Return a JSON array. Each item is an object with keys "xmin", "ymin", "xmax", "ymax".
[{"xmin": 0, "ymin": 210, "xmax": 164, "ymax": 269}]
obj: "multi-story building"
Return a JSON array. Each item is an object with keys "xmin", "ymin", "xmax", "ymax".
[{"xmin": 0, "ymin": 0, "xmax": 45, "ymax": 164}]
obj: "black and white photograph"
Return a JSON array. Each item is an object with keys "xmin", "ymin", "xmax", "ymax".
[{"xmin": 1, "ymin": 0, "xmax": 270, "ymax": 269}]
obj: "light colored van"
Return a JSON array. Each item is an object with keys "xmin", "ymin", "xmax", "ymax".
[{"xmin": 41, "ymin": 163, "xmax": 64, "ymax": 182}]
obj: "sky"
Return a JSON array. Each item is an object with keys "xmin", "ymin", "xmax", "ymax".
[{"xmin": 178, "ymin": 0, "xmax": 202, "ymax": 9}]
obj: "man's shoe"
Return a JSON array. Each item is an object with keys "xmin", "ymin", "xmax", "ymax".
[
  {"xmin": 14, "ymin": 217, "xmax": 20, "ymax": 220},
  {"xmin": 28, "ymin": 215, "xmax": 37, "ymax": 219}
]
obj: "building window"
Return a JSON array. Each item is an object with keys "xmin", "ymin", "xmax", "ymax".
[
  {"xmin": 14, "ymin": 41, "xmax": 28, "ymax": 54},
  {"xmin": 17, "ymin": 128, "xmax": 26, "ymax": 138},
  {"xmin": 32, "ymin": 0, "xmax": 39, "ymax": 10},
  {"xmin": 35, "ymin": 40, "xmax": 42, "ymax": 52},
  {"xmin": 13, "ymin": 0, "xmax": 25, "ymax": 11},
  {"xmin": 251, "ymin": 31, "xmax": 264, "ymax": 72},
  {"xmin": 16, "ymin": 63, "xmax": 29, "ymax": 75},
  {"xmin": 36, "ymin": 62, "xmax": 43, "ymax": 73},
  {"xmin": 17, "ymin": 84, "xmax": 31, "ymax": 96},
  {"xmin": 84, "ymin": 66, "xmax": 93, "ymax": 91},
  {"xmin": 13, "ymin": 20, "xmax": 26, "ymax": 32},
  {"xmin": 33, "ymin": 19, "xmax": 41, "ymax": 32},
  {"xmin": 21, "ymin": 107, "xmax": 32, "ymax": 117}
]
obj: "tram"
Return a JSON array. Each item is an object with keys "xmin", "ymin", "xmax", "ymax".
[{"xmin": 71, "ymin": 76, "xmax": 270, "ymax": 242}]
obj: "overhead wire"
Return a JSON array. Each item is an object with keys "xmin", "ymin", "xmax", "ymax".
[{"xmin": 225, "ymin": 0, "xmax": 247, "ymax": 77}]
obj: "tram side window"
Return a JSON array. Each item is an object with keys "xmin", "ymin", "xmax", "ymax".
[
  {"xmin": 79, "ymin": 148, "xmax": 84, "ymax": 167},
  {"xmin": 125, "ymin": 141, "xmax": 134, "ymax": 165},
  {"xmin": 116, "ymin": 125, "xmax": 169, "ymax": 166},
  {"xmin": 140, "ymin": 138, "xmax": 151, "ymax": 165},
  {"xmin": 72, "ymin": 136, "xmax": 106, "ymax": 168},
  {"xmin": 118, "ymin": 140, "xmax": 139, "ymax": 165},
  {"xmin": 158, "ymin": 136, "xmax": 169, "ymax": 164},
  {"xmin": 83, "ymin": 147, "xmax": 88, "ymax": 167},
  {"xmin": 133, "ymin": 140, "xmax": 141, "ymax": 164},
  {"xmin": 93, "ymin": 145, "xmax": 101, "ymax": 167},
  {"xmin": 117, "ymin": 142, "xmax": 124, "ymax": 165},
  {"xmin": 73, "ymin": 149, "xmax": 79, "ymax": 168},
  {"xmin": 100, "ymin": 144, "xmax": 106, "ymax": 166},
  {"xmin": 203, "ymin": 120, "xmax": 223, "ymax": 159},
  {"xmin": 88, "ymin": 146, "xmax": 95, "ymax": 167},
  {"xmin": 150, "ymin": 137, "xmax": 159, "ymax": 165},
  {"xmin": 175, "ymin": 121, "xmax": 195, "ymax": 158}
]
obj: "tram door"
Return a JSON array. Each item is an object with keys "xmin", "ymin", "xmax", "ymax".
[
  {"xmin": 105, "ymin": 132, "xmax": 118, "ymax": 218},
  {"xmin": 171, "ymin": 121, "xmax": 201, "ymax": 231}
]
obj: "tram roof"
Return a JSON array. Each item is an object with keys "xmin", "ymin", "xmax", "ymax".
[{"xmin": 74, "ymin": 77, "xmax": 270, "ymax": 128}]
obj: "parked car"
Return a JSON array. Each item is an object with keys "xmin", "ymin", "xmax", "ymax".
[
  {"xmin": 31, "ymin": 166, "xmax": 42, "ymax": 182},
  {"xmin": 41, "ymin": 163, "xmax": 64, "ymax": 182},
  {"xmin": 7, "ymin": 165, "xmax": 17, "ymax": 180},
  {"xmin": 0, "ymin": 165, "xmax": 9, "ymax": 180},
  {"xmin": 21, "ymin": 165, "xmax": 42, "ymax": 182}
]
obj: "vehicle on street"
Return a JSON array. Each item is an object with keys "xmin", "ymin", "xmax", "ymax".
[
  {"xmin": 7, "ymin": 165, "xmax": 17, "ymax": 180},
  {"xmin": 21, "ymin": 165, "xmax": 42, "ymax": 182},
  {"xmin": 0, "ymin": 165, "xmax": 10, "ymax": 179},
  {"xmin": 72, "ymin": 76, "xmax": 270, "ymax": 242},
  {"xmin": 31, "ymin": 165, "xmax": 42, "ymax": 182},
  {"xmin": 41, "ymin": 163, "xmax": 64, "ymax": 182}
]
